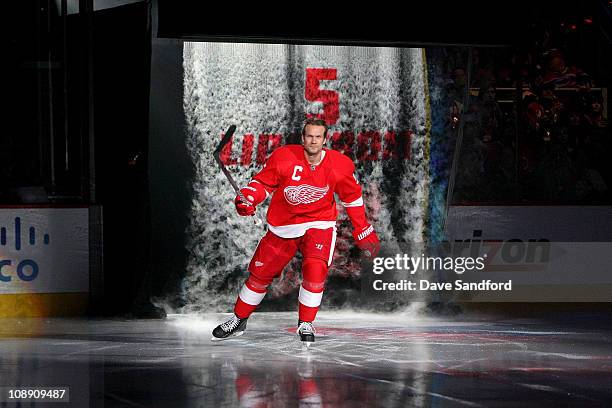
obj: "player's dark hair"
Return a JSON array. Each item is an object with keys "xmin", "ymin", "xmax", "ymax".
[{"xmin": 302, "ymin": 118, "xmax": 328, "ymax": 139}]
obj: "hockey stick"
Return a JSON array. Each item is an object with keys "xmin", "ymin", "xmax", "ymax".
[{"xmin": 214, "ymin": 125, "xmax": 262, "ymax": 226}]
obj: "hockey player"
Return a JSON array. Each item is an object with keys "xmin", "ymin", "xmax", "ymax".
[{"xmin": 212, "ymin": 118, "xmax": 380, "ymax": 345}]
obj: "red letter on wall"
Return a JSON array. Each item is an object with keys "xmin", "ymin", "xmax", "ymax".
[
  {"xmin": 356, "ymin": 131, "xmax": 381, "ymax": 162},
  {"xmin": 220, "ymin": 133, "xmax": 238, "ymax": 166},
  {"xmin": 400, "ymin": 130, "xmax": 412, "ymax": 161},
  {"xmin": 305, "ymin": 68, "xmax": 339, "ymax": 125},
  {"xmin": 382, "ymin": 130, "xmax": 412, "ymax": 161},
  {"xmin": 256, "ymin": 134, "xmax": 283, "ymax": 164},
  {"xmin": 240, "ymin": 134, "xmax": 254, "ymax": 166},
  {"xmin": 330, "ymin": 131, "xmax": 355, "ymax": 160}
]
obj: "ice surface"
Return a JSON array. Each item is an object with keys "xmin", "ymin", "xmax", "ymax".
[{"xmin": 1, "ymin": 311, "xmax": 611, "ymax": 406}]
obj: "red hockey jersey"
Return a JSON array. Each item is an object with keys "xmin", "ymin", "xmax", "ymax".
[{"xmin": 249, "ymin": 145, "xmax": 366, "ymax": 238}]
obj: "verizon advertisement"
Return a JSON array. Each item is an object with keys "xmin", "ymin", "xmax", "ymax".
[{"xmin": 362, "ymin": 206, "xmax": 612, "ymax": 302}]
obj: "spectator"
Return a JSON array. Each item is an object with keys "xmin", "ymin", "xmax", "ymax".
[
  {"xmin": 542, "ymin": 49, "xmax": 589, "ymax": 88},
  {"xmin": 583, "ymin": 93, "xmax": 607, "ymax": 129}
]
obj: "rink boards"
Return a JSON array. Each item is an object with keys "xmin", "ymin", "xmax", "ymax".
[{"xmin": 0, "ymin": 207, "xmax": 92, "ymax": 317}]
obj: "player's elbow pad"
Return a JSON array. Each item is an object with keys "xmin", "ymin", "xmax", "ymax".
[{"xmin": 240, "ymin": 181, "xmax": 269, "ymax": 206}]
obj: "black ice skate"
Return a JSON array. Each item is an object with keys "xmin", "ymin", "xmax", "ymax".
[
  {"xmin": 211, "ymin": 314, "xmax": 248, "ymax": 341},
  {"xmin": 297, "ymin": 320, "xmax": 316, "ymax": 347}
]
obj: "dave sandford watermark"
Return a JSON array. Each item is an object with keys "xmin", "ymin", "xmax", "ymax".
[
  {"xmin": 364, "ymin": 232, "xmax": 553, "ymax": 294},
  {"xmin": 363, "ymin": 236, "xmax": 612, "ymax": 302},
  {"xmin": 370, "ymin": 253, "xmax": 512, "ymax": 292}
]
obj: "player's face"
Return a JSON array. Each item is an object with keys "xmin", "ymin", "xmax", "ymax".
[{"xmin": 302, "ymin": 125, "xmax": 327, "ymax": 156}]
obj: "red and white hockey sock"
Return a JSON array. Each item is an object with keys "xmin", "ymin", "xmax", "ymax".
[
  {"xmin": 298, "ymin": 259, "xmax": 327, "ymax": 322},
  {"xmin": 298, "ymin": 379, "xmax": 322, "ymax": 405},
  {"xmin": 235, "ymin": 374, "xmax": 266, "ymax": 407},
  {"xmin": 233, "ymin": 275, "xmax": 269, "ymax": 319},
  {"xmin": 298, "ymin": 285, "xmax": 323, "ymax": 322}
]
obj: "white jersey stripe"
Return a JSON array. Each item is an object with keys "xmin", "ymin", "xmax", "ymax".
[
  {"xmin": 328, "ymin": 226, "xmax": 337, "ymax": 266},
  {"xmin": 268, "ymin": 220, "xmax": 336, "ymax": 238},
  {"xmin": 341, "ymin": 196, "xmax": 363, "ymax": 208},
  {"xmin": 298, "ymin": 286, "xmax": 323, "ymax": 308},
  {"xmin": 238, "ymin": 284, "xmax": 266, "ymax": 305}
]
